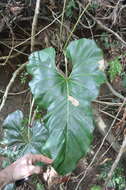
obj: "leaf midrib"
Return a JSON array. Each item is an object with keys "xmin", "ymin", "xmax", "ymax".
[{"xmin": 65, "ymin": 79, "xmax": 70, "ymax": 159}]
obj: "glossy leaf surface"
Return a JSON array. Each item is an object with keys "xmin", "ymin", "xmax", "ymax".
[
  {"xmin": 1, "ymin": 110, "xmax": 47, "ymax": 158},
  {"xmin": 3, "ymin": 184, "xmax": 15, "ymax": 190},
  {"xmin": 27, "ymin": 38, "xmax": 106, "ymax": 174}
]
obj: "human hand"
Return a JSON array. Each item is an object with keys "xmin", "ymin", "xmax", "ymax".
[{"xmin": 4, "ymin": 153, "xmax": 53, "ymax": 183}]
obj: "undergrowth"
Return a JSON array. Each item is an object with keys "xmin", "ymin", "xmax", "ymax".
[
  {"xmin": 0, "ymin": 0, "xmax": 126, "ymax": 190},
  {"xmin": 99, "ymin": 161, "xmax": 126, "ymax": 190}
]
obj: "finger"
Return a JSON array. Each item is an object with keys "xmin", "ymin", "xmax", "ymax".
[
  {"xmin": 30, "ymin": 154, "xmax": 53, "ymax": 164},
  {"xmin": 23, "ymin": 154, "xmax": 32, "ymax": 165}
]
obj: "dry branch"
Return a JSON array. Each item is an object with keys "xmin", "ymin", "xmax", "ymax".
[
  {"xmin": 106, "ymin": 81, "xmax": 125, "ymax": 100},
  {"xmin": 0, "ymin": 88, "xmax": 29, "ymax": 96},
  {"xmin": 13, "ymin": 14, "xmax": 62, "ymax": 50},
  {"xmin": 94, "ymin": 108, "xmax": 126, "ymax": 157},
  {"xmin": 0, "ymin": 46, "xmax": 27, "ymax": 61},
  {"xmin": 0, "ymin": 62, "xmax": 27, "ymax": 112},
  {"xmin": 31, "ymin": 0, "xmax": 41, "ymax": 52},
  {"xmin": 104, "ymin": 135, "xmax": 126, "ymax": 189},
  {"xmin": 85, "ymin": 10, "xmax": 126, "ymax": 47}
]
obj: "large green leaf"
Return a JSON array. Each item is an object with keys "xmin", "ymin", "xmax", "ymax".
[
  {"xmin": 1, "ymin": 110, "xmax": 48, "ymax": 159},
  {"xmin": 27, "ymin": 38, "xmax": 106, "ymax": 174}
]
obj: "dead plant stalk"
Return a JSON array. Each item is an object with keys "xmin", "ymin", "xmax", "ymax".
[
  {"xmin": 60, "ymin": 0, "xmax": 67, "ymax": 40},
  {"xmin": 104, "ymin": 134, "xmax": 126, "ymax": 189},
  {"xmin": 29, "ymin": 0, "xmax": 41, "ymax": 125},
  {"xmin": 0, "ymin": 62, "xmax": 27, "ymax": 113},
  {"xmin": 31, "ymin": 0, "xmax": 41, "ymax": 52}
]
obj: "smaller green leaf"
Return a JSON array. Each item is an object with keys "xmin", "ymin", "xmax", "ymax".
[
  {"xmin": 66, "ymin": 0, "xmax": 76, "ymax": 18},
  {"xmin": 91, "ymin": 185, "xmax": 102, "ymax": 190},
  {"xmin": 108, "ymin": 58, "xmax": 122, "ymax": 81},
  {"xmin": 1, "ymin": 110, "xmax": 48, "ymax": 159},
  {"xmin": 3, "ymin": 184, "xmax": 15, "ymax": 190},
  {"xmin": 37, "ymin": 183, "xmax": 45, "ymax": 190}
]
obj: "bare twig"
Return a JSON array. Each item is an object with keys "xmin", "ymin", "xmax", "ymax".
[
  {"xmin": 0, "ymin": 40, "xmax": 29, "ymax": 56},
  {"xmin": 60, "ymin": 0, "xmax": 67, "ymax": 41},
  {"xmin": 104, "ymin": 135, "xmax": 126, "ymax": 189},
  {"xmin": 51, "ymin": 11, "xmax": 77, "ymax": 39},
  {"xmin": 0, "ymin": 62, "xmax": 27, "ymax": 112},
  {"xmin": 94, "ymin": 108, "xmax": 124, "ymax": 154},
  {"xmin": 106, "ymin": 81, "xmax": 125, "ymax": 100},
  {"xmin": 31, "ymin": 108, "xmax": 38, "ymax": 126},
  {"xmin": 93, "ymin": 100, "xmax": 123, "ymax": 106},
  {"xmin": 99, "ymin": 109, "xmax": 121, "ymax": 121},
  {"xmin": 0, "ymin": 46, "xmax": 27, "ymax": 61},
  {"xmin": 64, "ymin": 2, "xmax": 91, "ymax": 49},
  {"xmin": 29, "ymin": 0, "xmax": 41, "ymax": 125},
  {"xmin": 1, "ymin": 47, "xmax": 13, "ymax": 66},
  {"xmin": 13, "ymin": 14, "xmax": 62, "ymax": 50},
  {"xmin": 31, "ymin": 0, "xmax": 41, "ymax": 52},
  {"xmin": 1, "ymin": 39, "xmax": 42, "ymax": 46},
  {"xmin": 20, "ymin": 16, "xmax": 51, "ymax": 22},
  {"xmin": 111, "ymin": 0, "xmax": 121, "ymax": 25},
  {"xmin": 0, "ymin": 88, "xmax": 29, "ymax": 95},
  {"xmin": 0, "ymin": 46, "xmax": 27, "ymax": 66},
  {"xmin": 85, "ymin": 10, "xmax": 126, "ymax": 47}
]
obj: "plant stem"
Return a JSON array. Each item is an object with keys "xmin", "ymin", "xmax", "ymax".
[
  {"xmin": 106, "ymin": 81, "xmax": 125, "ymax": 100},
  {"xmin": 0, "ymin": 62, "xmax": 27, "ymax": 113},
  {"xmin": 104, "ymin": 135, "xmax": 126, "ymax": 189},
  {"xmin": 60, "ymin": 0, "xmax": 67, "ymax": 41},
  {"xmin": 28, "ymin": 98, "xmax": 35, "ymax": 126},
  {"xmin": 31, "ymin": 0, "xmax": 41, "ymax": 52},
  {"xmin": 64, "ymin": 53, "xmax": 68, "ymax": 77},
  {"xmin": 64, "ymin": 2, "xmax": 90, "ymax": 49}
]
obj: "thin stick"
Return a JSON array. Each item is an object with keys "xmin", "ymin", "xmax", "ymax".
[
  {"xmin": 0, "ymin": 46, "xmax": 27, "ymax": 61},
  {"xmin": 31, "ymin": 108, "xmax": 38, "ymax": 126},
  {"xmin": 78, "ymin": 2, "xmax": 126, "ymax": 47},
  {"xmin": 93, "ymin": 100, "xmax": 123, "ymax": 106},
  {"xmin": 60, "ymin": 0, "xmax": 67, "ymax": 40},
  {"xmin": 0, "ymin": 88, "xmax": 29, "ymax": 95},
  {"xmin": 0, "ymin": 40, "xmax": 29, "ymax": 56},
  {"xmin": 85, "ymin": 10, "xmax": 126, "ymax": 47},
  {"xmin": 99, "ymin": 109, "xmax": 121, "ymax": 121},
  {"xmin": 29, "ymin": 0, "xmax": 41, "ymax": 126},
  {"xmin": 104, "ymin": 135, "xmax": 126, "ymax": 189},
  {"xmin": 31, "ymin": 0, "xmax": 41, "ymax": 52},
  {"xmin": 51, "ymin": 11, "xmax": 77, "ymax": 39},
  {"xmin": 64, "ymin": 2, "xmax": 90, "ymax": 49},
  {"xmin": 7, "ymin": 14, "xmax": 62, "ymax": 50},
  {"xmin": 106, "ymin": 81, "xmax": 125, "ymax": 100},
  {"xmin": 0, "ymin": 62, "xmax": 27, "ymax": 112}
]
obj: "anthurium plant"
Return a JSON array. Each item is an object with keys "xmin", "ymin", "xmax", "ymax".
[{"xmin": 0, "ymin": 38, "xmax": 106, "ymax": 176}]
